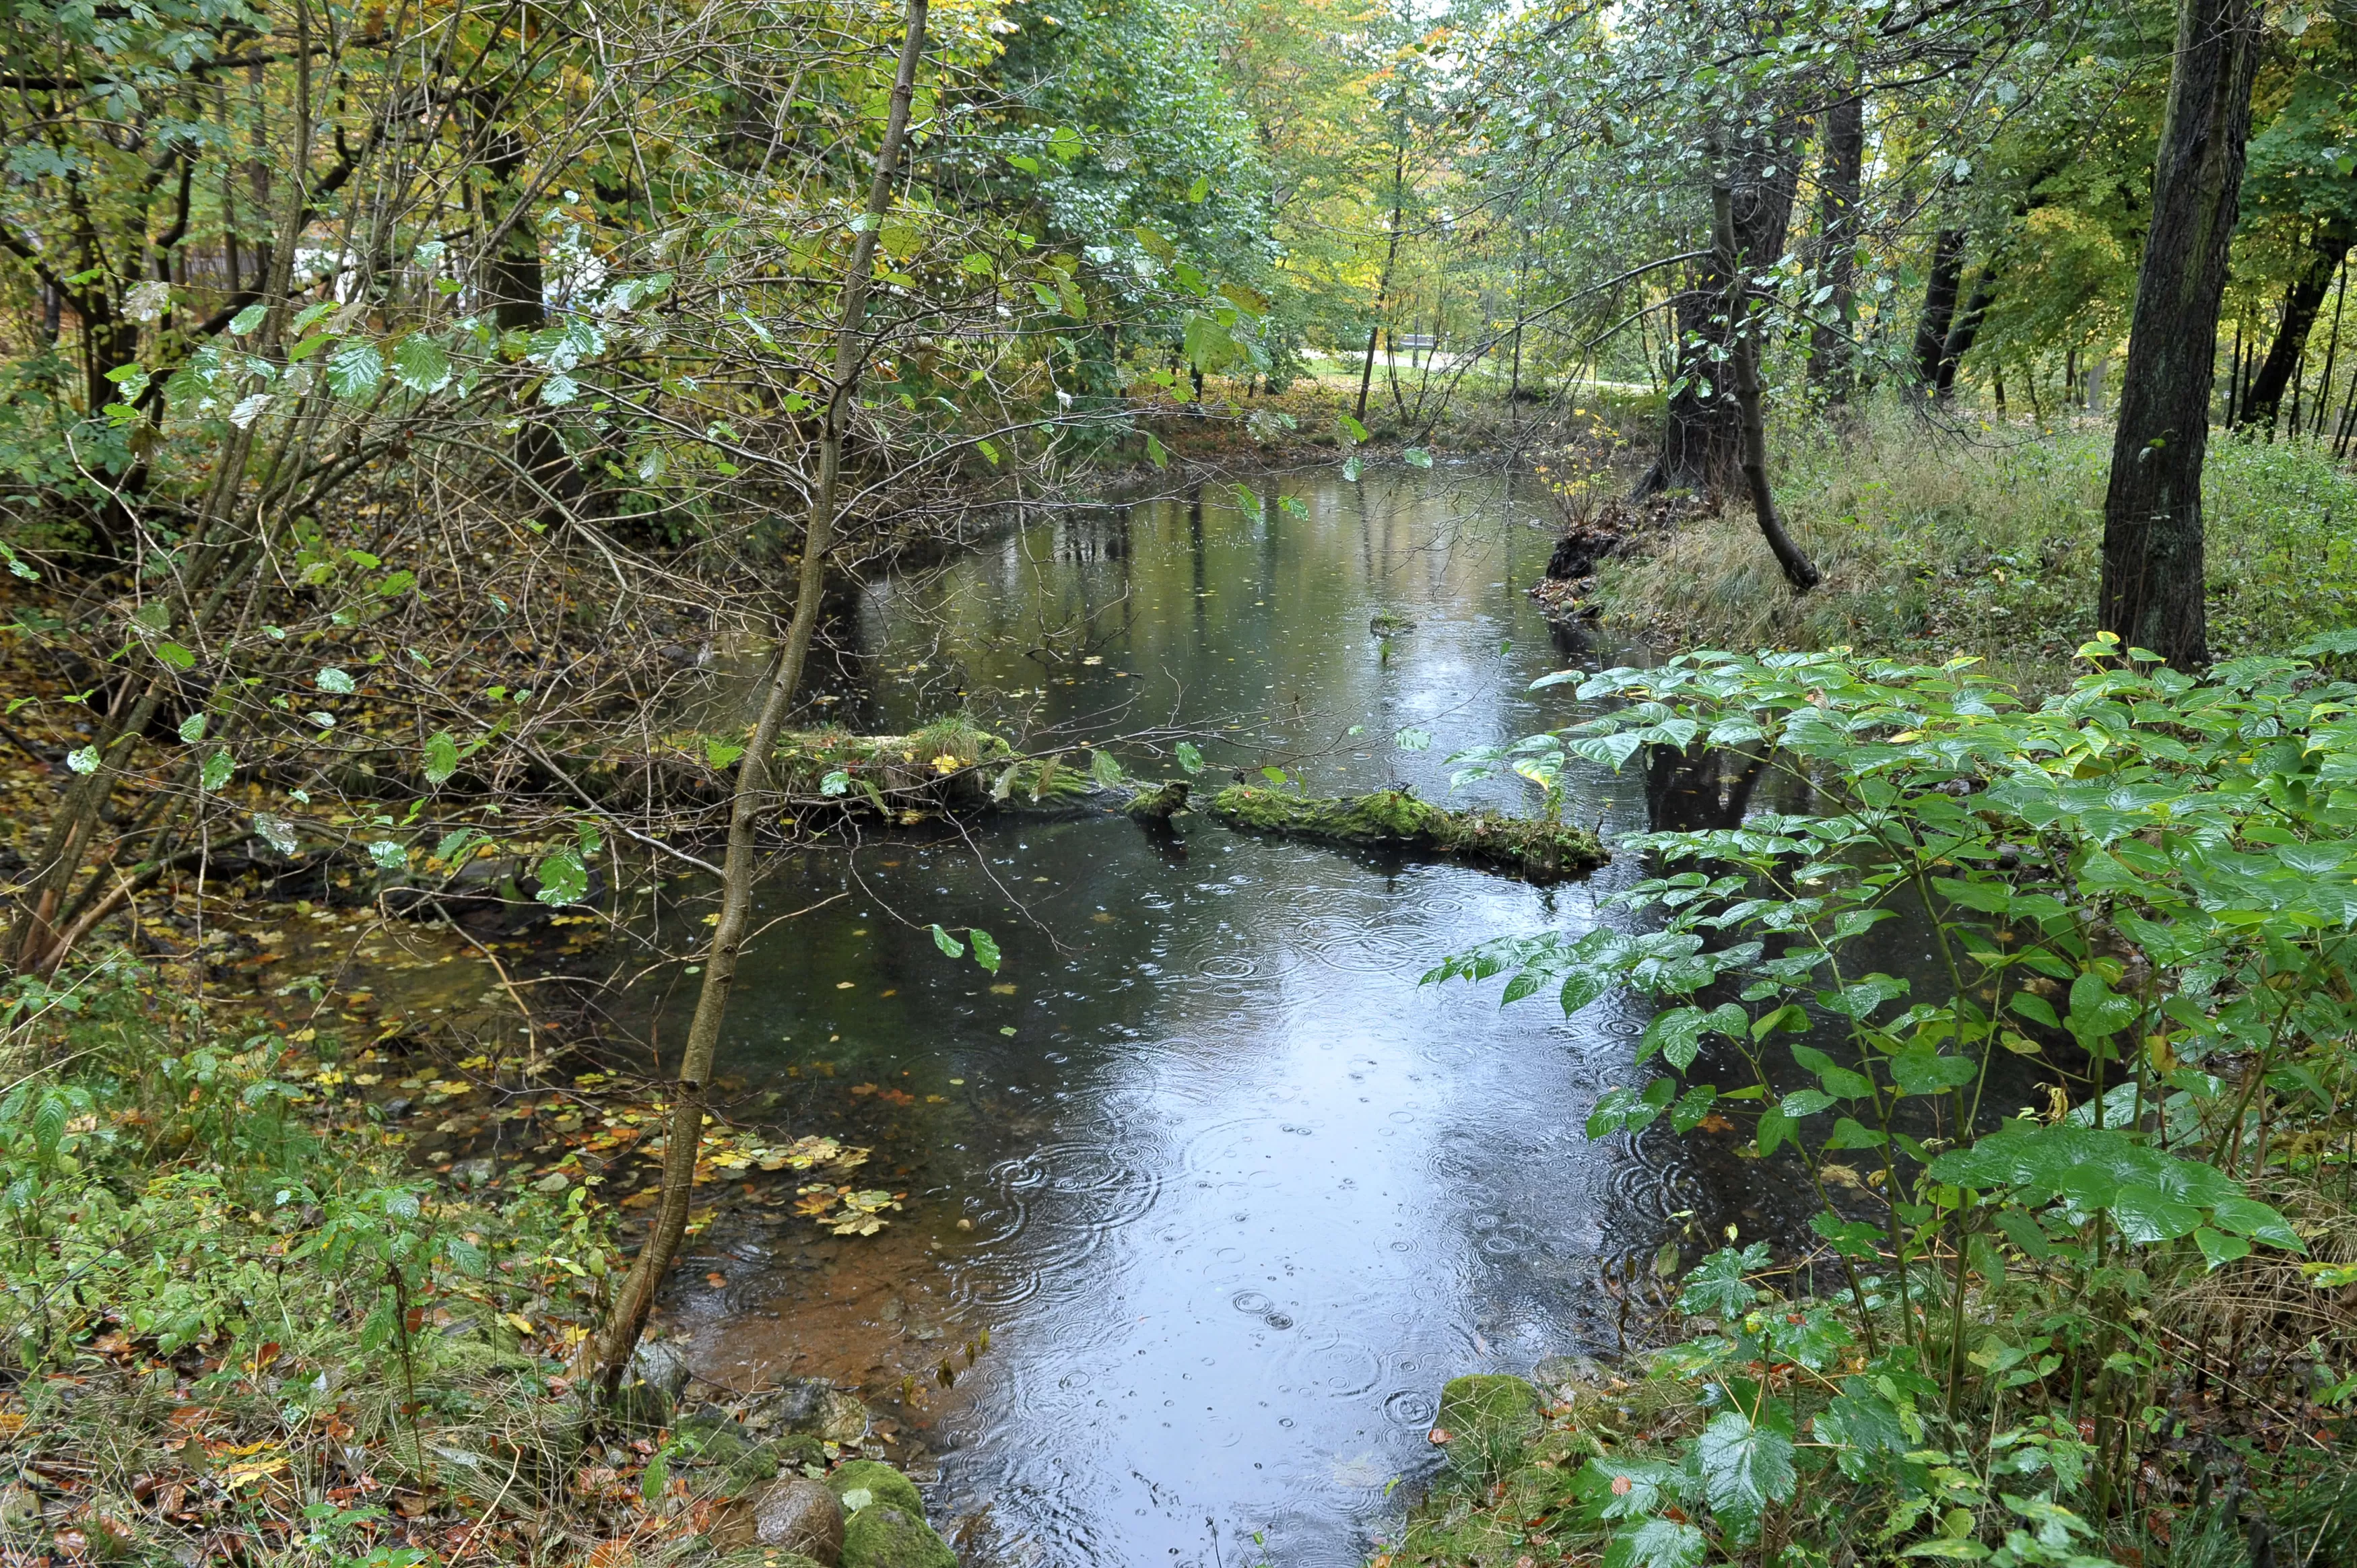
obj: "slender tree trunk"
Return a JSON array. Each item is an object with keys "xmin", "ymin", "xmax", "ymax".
[
  {"xmin": 1356, "ymin": 131, "xmax": 1407, "ymax": 426},
  {"xmin": 2240, "ymin": 226, "xmax": 2352, "ymax": 429},
  {"xmin": 2100, "ymin": 0, "xmax": 2261, "ymax": 669},
  {"xmin": 592, "ymin": 0, "xmax": 930, "ymax": 1394},
  {"xmin": 1911, "ymin": 227, "xmax": 1966, "ymax": 394},
  {"xmin": 1713, "ymin": 161, "xmax": 1818, "ymax": 591},
  {"xmin": 2224, "ymin": 315, "xmax": 2243, "ymax": 424},
  {"xmin": 1808, "ymin": 92, "xmax": 1865, "ymax": 401},
  {"xmin": 2317, "ymin": 256, "xmax": 2348, "ymax": 437},
  {"xmin": 1935, "ymin": 264, "xmax": 1997, "ymax": 402}
]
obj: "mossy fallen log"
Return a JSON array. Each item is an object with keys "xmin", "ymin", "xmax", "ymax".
[
  {"xmin": 1123, "ymin": 780, "xmax": 1192, "ymax": 821},
  {"xmin": 560, "ymin": 716, "xmax": 1098, "ymax": 818},
  {"xmin": 1205, "ymin": 785, "xmax": 1606, "ymax": 881}
]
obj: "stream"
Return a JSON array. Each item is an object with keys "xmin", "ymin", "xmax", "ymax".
[{"xmin": 635, "ymin": 467, "xmax": 1822, "ymax": 1567}]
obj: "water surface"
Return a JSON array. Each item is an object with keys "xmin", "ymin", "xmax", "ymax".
[{"xmin": 648, "ymin": 469, "xmax": 1812, "ymax": 1567}]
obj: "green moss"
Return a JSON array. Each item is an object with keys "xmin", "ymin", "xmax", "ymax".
[
  {"xmin": 1209, "ymin": 784, "xmax": 1450, "ymax": 842},
  {"xmin": 1122, "ymin": 780, "xmax": 1193, "ymax": 821},
  {"xmin": 840, "ymin": 1505, "xmax": 956, "ymax": 1568},
  {"xmin": 1207, "ymin": 787, "xmax": 1605, "ymax": 880},
  {"xmin": 1437, "ymin": 1374, "xmax": 1541, "ymax": 1445},
  {"xmin": 825, "ymin": 1459, "xmax": 925, "ymax": 1520}
]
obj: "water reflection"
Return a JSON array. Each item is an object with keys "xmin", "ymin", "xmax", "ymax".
[{"xmin": 646, "ymin": 470, "xmax": 1817, "ymax": 1567}]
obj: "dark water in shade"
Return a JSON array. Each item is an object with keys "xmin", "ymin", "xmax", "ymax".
[{"xmin": 644, "ymin": 469, "xmax": 1824, "ymax": 1568}]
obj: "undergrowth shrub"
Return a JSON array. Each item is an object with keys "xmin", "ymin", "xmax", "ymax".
[
  {"xmin": 1424, "ymin": 638, "xmax": 2357, "ymax": 1563},
  {"xmin": 0, "ymin": 963, "xmax": 622, "ymax": 1563}
]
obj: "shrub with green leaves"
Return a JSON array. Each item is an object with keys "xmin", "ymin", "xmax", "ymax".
[{"xmin": 1431, "ymin": 636, "xmax": 2357, "ymax": 1561}]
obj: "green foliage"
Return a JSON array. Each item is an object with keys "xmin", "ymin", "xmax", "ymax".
[{"xmin": 1426, "ymin": 638, "xmax": 2357, "ymax": 1559}]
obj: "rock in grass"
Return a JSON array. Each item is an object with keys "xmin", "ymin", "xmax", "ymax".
[
  {"xmin": 824, "ymin": 1459, "xmax": 925, "ymax": 1521},
  {"xmin": 1207, "ymin": 786, "xmax": 1605, "ymax": 881},
  {"xmin": 1435, "ymin": 1373, "xmax": 1543, "ymax": 1449},
  {"xmin": 840, "ymin": 1505, "xmax": 956, "ymax": 1568}
]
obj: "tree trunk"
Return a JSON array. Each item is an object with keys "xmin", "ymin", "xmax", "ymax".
[
  {"xmin": 1808, "ymin": 92, "xmax": 1865, "ymax": 401},
  {"xmin": 1713, "ymin": 166, "xmax": 1820, "ymax": 592},
  {"xmin": 2100, "ymin": 0, "xmax": 2261, "ymax": 669},
  {"xmin": 2238, "ymin": 225, "xmax": 2352, "ymax": 429},
  {"xmin": 1356, "ymin": 129, "xmax": 1407, "ymax": 426},
  {"xmin": 1934, "ymin": 264, "xmax": 1997, "ymax": 402},
  {"xmin": 1911, "ymin": 227, "xmax": 1966, "ymax": 393},
  {"xmin": 2314, "ymin": 257, "xmax": 2347, "ymax": 436},
  {"xmin": 1634, "ymin": 123, "xmax": 1801, "ymax": 498},
  {"xmin": 592, "ymin": 0, "xmax": 930, "ymax": 1395}
]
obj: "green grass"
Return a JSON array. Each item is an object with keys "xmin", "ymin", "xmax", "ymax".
[{"xmin": 1590, "ymin": 405, "xmax": 2357, "ymax": 686}]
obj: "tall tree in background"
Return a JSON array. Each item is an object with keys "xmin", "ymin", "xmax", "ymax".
[
  {"xmin": 2100, "ymin": 0, "xmax": 2263, "ymax": 667},
  {"xmin": 1807, "ymin": 90, "xmax": 1866, "ymax": 401}
]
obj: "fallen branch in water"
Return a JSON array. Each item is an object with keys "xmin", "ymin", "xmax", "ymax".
[{"xmin": 1203, "ymin": 786, "xmax": 1607, "ymax": 881}]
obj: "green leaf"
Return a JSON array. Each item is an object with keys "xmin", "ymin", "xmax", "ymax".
[
  {"xmin": 641, "ymin": 1452, "xmax": 669, "ymax": 1500},
  {"xmin": 1586, "ymin": 1083, "xmax": 1669, "ymax": 1138},
  {"xmin": 1090, "ymin": 751, "xmax": 1125, "ymax": 788},
  {"xmin": 176, "ymin": 713, "xmax": 206, "ymax": 743},
  {"xmin": 1174, "ymin": 741, "xmax": 1203, "ymax": 774},
  {"xmin": 1669, "ymin": 1084, "xmax": 1719, "ymax": 1133},
  {"xmin": 1823, "ymin": 1116, "xmax": 1887, "ymax": 1150},
  {"xmin": 1576, "ymin": 1458, "xmax": 1680, "ymax": 1520},
  {"xmin": 1890, "ymin": 1044, "xmax": 1977, "ymax": 1096},
  {"xmin": 1678, "ymin": 1243, "xmax": 1769, "ymax": 1315},
  {"xmin": 230, "ymin": 304, "xmax": 267, "ymax": 335},
  {"xmin": 66, "ymin": 746, "xmax": 98, "ymax": 775},
  {"xmin": 1187, "ymin": 173, "xmax": 1211, "ymax": 203},
  {"xmin": 316, "ymin": 667, "xmax": 356, "ymax": 694},
  {"xmin": 1603, "ymin": 1518, "xmax": 1705, "ymax": 1568},
  {"xmin": 1394, "ymin": 728, "xmax": 1432, "ymax": 751},
  {"xmin": 931, "ymin": 924, "xmax": 966, "ymax": 958},
  {"xmin": 1145, "ymin": 432, "xmax": 1167, "ymax": 469},
  {"xmin": 2194, "ymin": 1225, "xmax": 2252, "ymax": 1270},
  {"xmin": 820, "ymin": 770, "xmax": 852, "ymax": 797},
  {"xmin": 153, "ymin": 641, "xmax": 196, "ymax": 671},
  {"xmin": 1695, "ymin": 1407, "xmax": 1795, "ymax": 1524},
  {"xmin": 201, "ymin": 750, "xmax": 234, "ymax": 791},
  {"xmin": 325, "ymin": 341, "xmax": 384, "ymax": 399},
  {"xmin": 2065, "ymin": 972, "xmax": 2137, "ymax": 1046},
  {"xmin": 705, "ymin": 739, "xmax": 746, "ymax": 770},
  {"xmin": 2210, "ymin": 1196, "xmax": 2304, "ymax": 1251},
  {"xmin": 1341, "ymin": 456, "xmax": 1362, "ymax": 481},
  {"xmin": 368, "ymin": 840, "xmax": 407, "ymax": 871},
  {"xmin": 2008, "ymin": 992, "xmax": 2062, "ymax": 1030},
  {"xmin": 1401, "ymin": 446, "xmax": 1434, "ymax": 469},
  {"xmin": 533, "ymin": 847, "xmax": 589, "ymax": 905},
  {"xmin": 970, "ymin": 928, "xmax": 1001, "ymax": 973},
  {"xmin": 32, "ymin": 1093, "xmax": 67, "ymax": 1159},
  {"xmin": 1779, "ymin": 1089, "xmax": 1834, "ymax": 1118},
  {"xmin": 1756, "ymin": 1105, "xmax": 1798, "ymax": 1157},
  {"xmin": 422, "ymin": 731, "xmax": 460, "ymax": 786},
  {"xmin": 1337, "ymin": 413, "xmax": 1370, "ymax": 443},
  {"xmin": 391, "ymin": 335, "xmax": 453, "ymax": 395}
]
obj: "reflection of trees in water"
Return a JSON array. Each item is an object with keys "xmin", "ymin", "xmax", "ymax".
[{"xmin": 1644, "ymin": 742, "xmax": 1771, "ymax": 833}]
